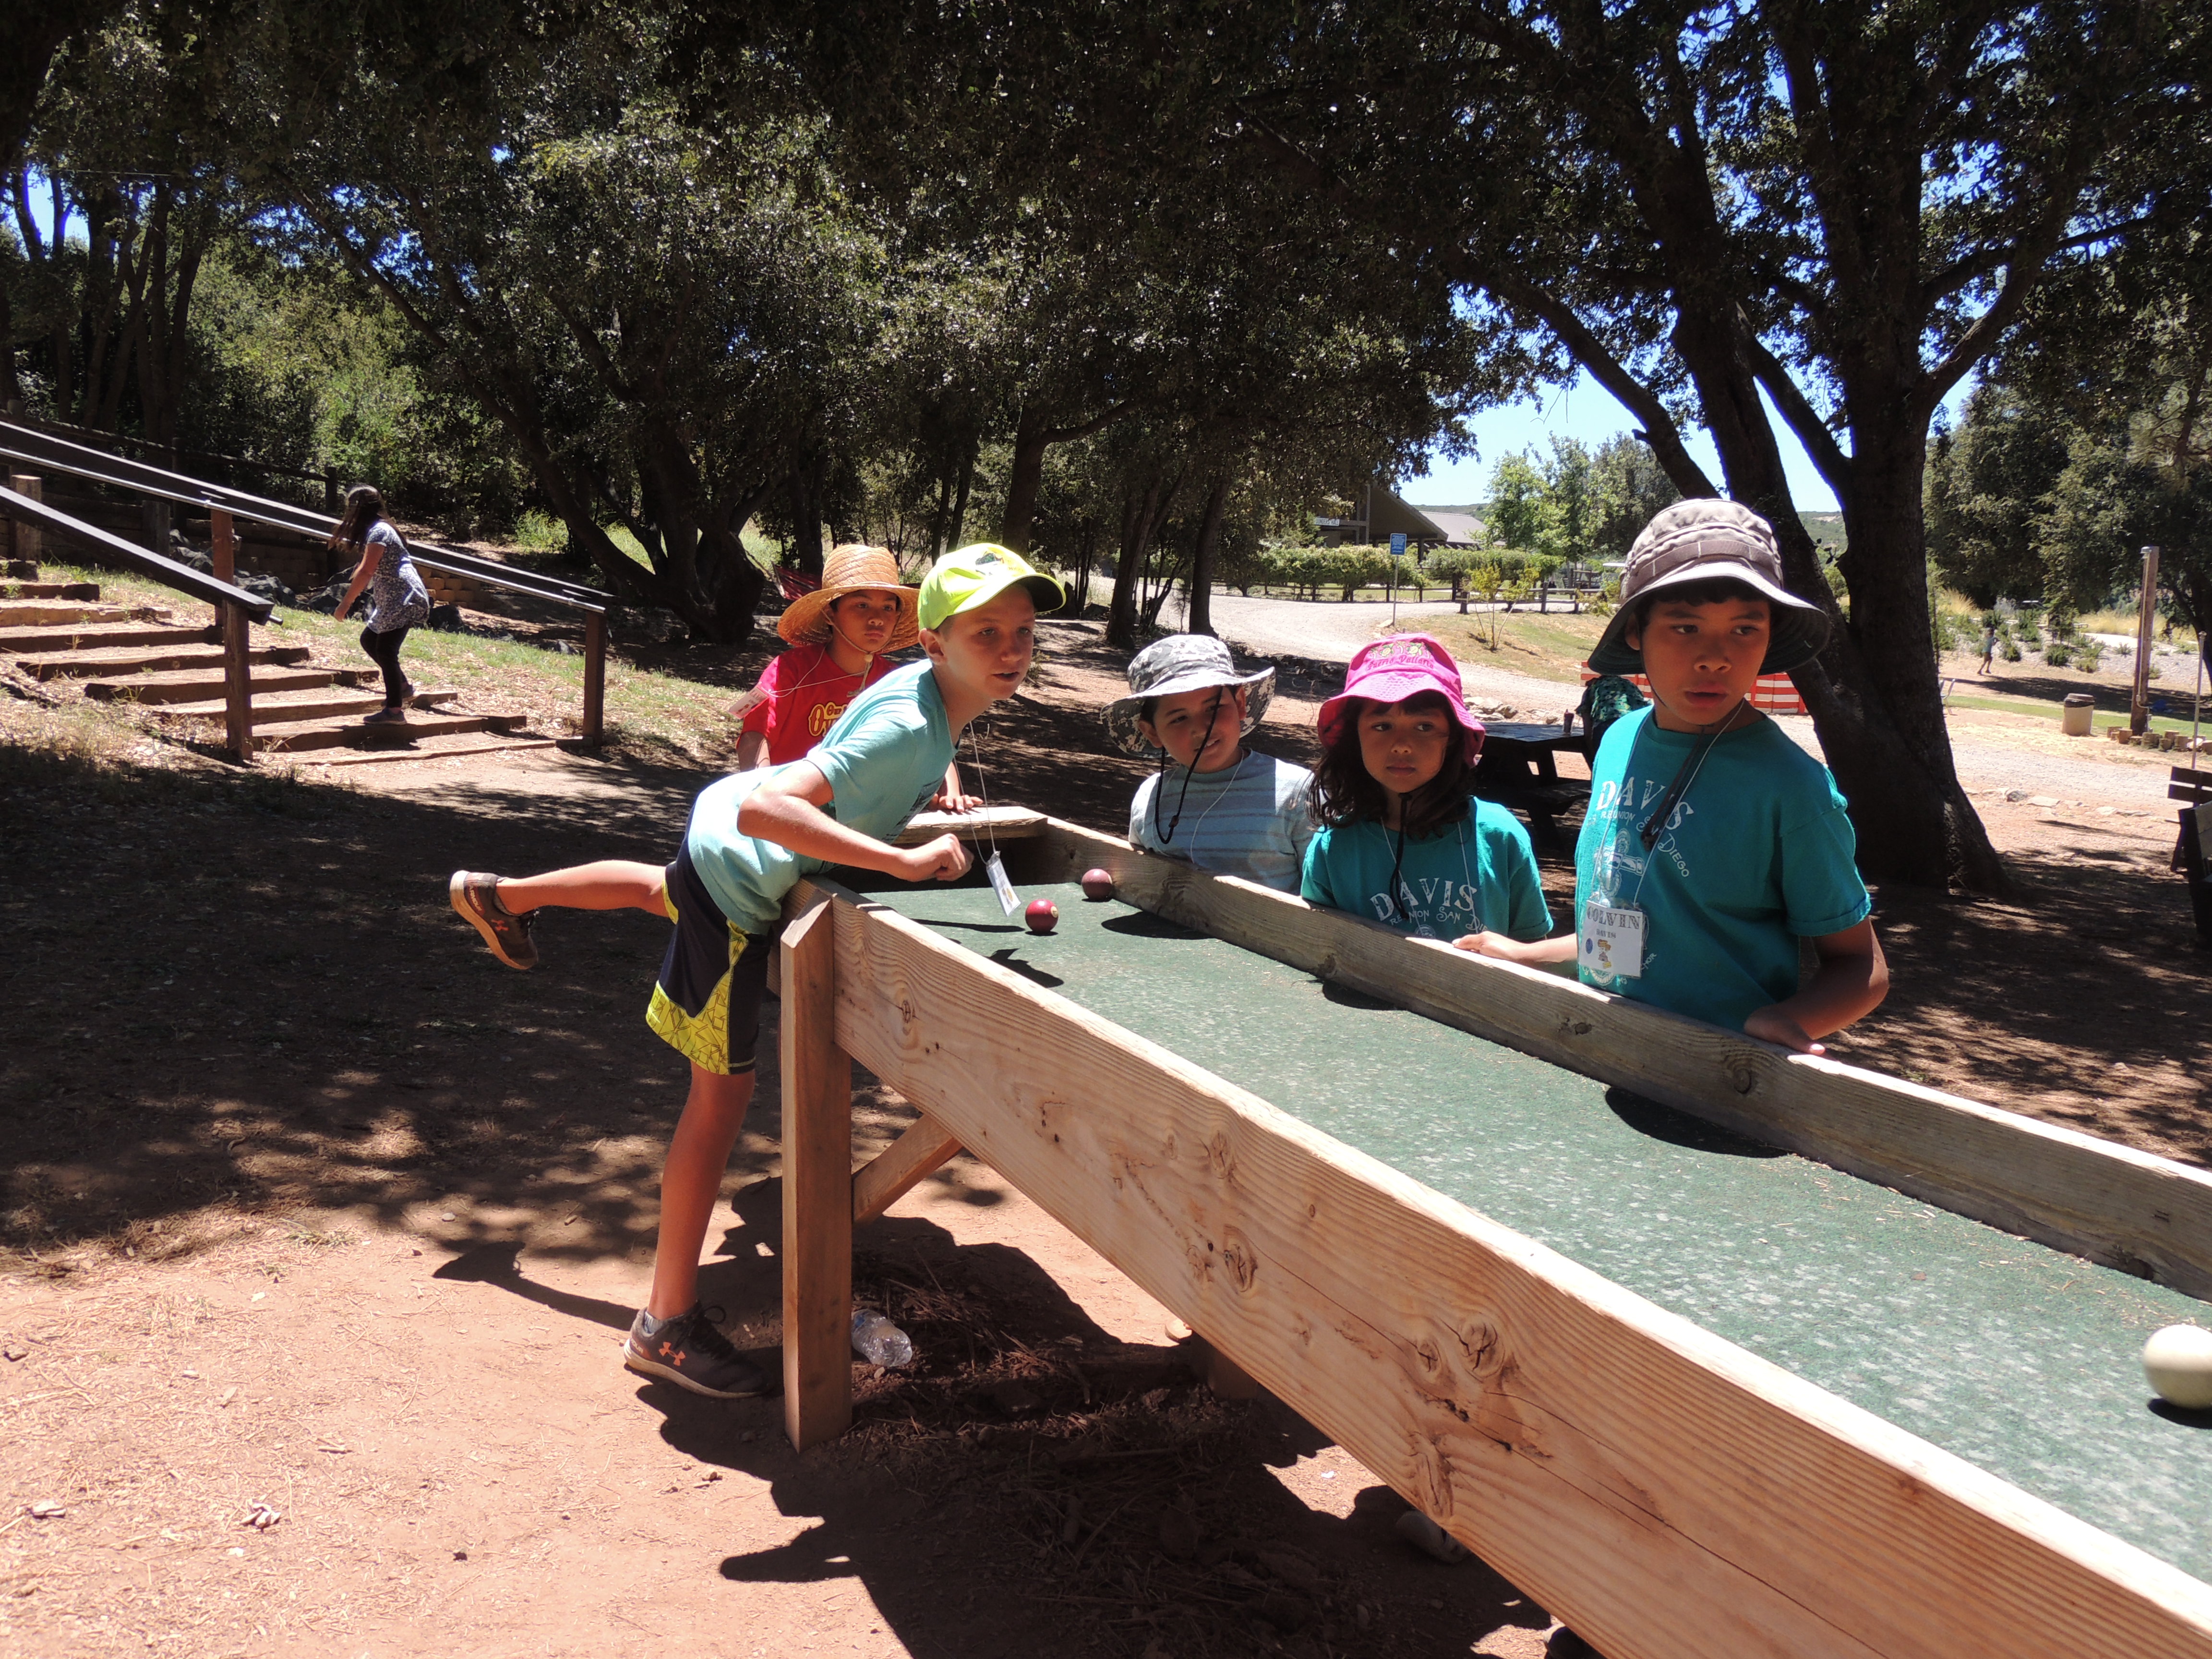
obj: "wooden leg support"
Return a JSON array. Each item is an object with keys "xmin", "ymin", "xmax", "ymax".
[
  {"xmin": 222, "ymin": 599, "xmax": 254, "ymax": 764},
  {"xmin": 582, "ymin": 611, "xmax": 607, "ymax": 746},
  {"xmin": 781, "ymin": 894, "xmax": 853, "ymax": 1449},
  {"xmin": 852, "ymin": 1115, "xmax": 963, "ymax": 1224}
]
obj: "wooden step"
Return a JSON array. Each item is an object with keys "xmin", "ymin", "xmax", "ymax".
[
  {"xmin": 3, "ymin": 559, "xmax": 36, "ymax": 580},
  {"xmin": 260, "ymin": 711, "xmax": 529, "ymax": 753},
  {"xmin": 83, "ymin": 666, "xmax": 356, "ymax": 705},
  {"xmin": 0, "ymin": 600, "xmax": 139, "ymax": 628},
  {"xmin": 2, "ymin": 581, "xmax": 100, "ymax": 601},
  {"xmin": 26, "ymin": 642, "xmax": 313, "ymax": 684},
  {"xmin": 0, "ymin": 620, "xmax": 216, "ymax": 654},
  {"xmin": 158, "ymin": 687, "xmax": 460, "ymax": 728}
]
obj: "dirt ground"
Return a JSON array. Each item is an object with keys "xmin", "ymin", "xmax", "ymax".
[{"xmin": 4, "ymin": 615, "xmax": 2211, "ymax": 1657}]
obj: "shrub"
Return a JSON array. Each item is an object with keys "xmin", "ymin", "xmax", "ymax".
[
  {"xmin": 2077, "ymin": 639, "xmax": 2105, "ymax": 672},
  {"xmin": 2043, "ymin": 641, "xmax": 2072, "ymax": 668},
  {"xmin": 2002, "ymin": 640, "xmax": 2023, "ymax": 661}
]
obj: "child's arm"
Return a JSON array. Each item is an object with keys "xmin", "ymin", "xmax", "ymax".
[
  {"xmin": 1742, "ymin": 919, "xmax": 1887, "ymax": 1055},
  {"xmin": 336, "ymin": 541, "xmax": 376, "ymax": 620},
  {"xmin": 735, "ymin": 730, "xmax": 768, "ymax": 770},
  {"xmin": 933, "ymin": 761, "xmax": 981, "ymax": 813},
  {"xmin": 1455, "ymin": 931, "xmax": 1577, "ymax": 965},
  {"xmin": 740, "ymin": 762, "xmax": 973, "ymax": 881}
]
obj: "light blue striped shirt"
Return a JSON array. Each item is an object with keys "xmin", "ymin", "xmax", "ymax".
[{"xmin": 1129, "ymin": 751, "xmax": 1315, "ymax": 893}]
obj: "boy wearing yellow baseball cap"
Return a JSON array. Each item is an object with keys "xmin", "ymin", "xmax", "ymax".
[{"xmin": 445, "ymin": 545, "xmax": 1061, "ymax": 1399}]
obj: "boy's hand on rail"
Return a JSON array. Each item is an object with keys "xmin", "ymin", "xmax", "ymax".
[
  {"xmin": 1743, "ymin": 1006, "xmax": 1824, "ymax": 1055},
  {"xmin": 896, "ymin": 833, "xmax": 972, "ymax": 883}
]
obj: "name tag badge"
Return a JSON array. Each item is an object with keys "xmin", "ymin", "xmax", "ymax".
[
  {"xmin": 1579, "ymin": 903, "xmax": 1646, "ymax": 979},
  {"xmin": 985, "ymin": 851, "xmax": 1021, "ymax": 917}
]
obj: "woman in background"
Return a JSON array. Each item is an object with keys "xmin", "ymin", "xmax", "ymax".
[{"xmin": 332, "ymin": 485, "xmax": 430, "ymax": 724}]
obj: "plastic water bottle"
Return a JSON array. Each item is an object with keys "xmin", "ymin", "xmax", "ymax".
[{"xmin": 850, "ymin": 1308, "xmax": 914, "ymax": 1369}]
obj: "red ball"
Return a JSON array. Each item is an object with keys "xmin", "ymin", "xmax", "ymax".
[
  {"xmin": 1080, "ymin": 867, "xmax": 1115, "ymax": 901},
  {"xmin": 1024, "ymin": 898, "xmax": 1058, "ymax": 934}
]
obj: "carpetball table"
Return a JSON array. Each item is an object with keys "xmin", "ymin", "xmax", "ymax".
[{"xmin": 775, "ymin": 815, "xmax": 2212, "ymax": 1659}]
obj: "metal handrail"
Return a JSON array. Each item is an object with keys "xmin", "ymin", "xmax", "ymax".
[
  {"xmin": 2, "ymin": 416, "xmax": 615, "ymax": 753},
  {"xmin": 0, "ymin": 418, "xmax": 613, "ymax": 613},
  {"xmin": 0, "ymin": 484, "xmax": 271, "ymax": 619},
  {"xmin": 3, "ymin": 407, "xmax": 336, "ymax": 492}
]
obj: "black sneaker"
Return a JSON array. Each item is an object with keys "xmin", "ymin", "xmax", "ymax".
[{"xmin": 622, "ymin": 1304, "xmax": 768, "ymax": 1399}]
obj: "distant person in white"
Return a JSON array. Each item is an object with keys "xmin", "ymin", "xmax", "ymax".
[{"xmin": 1106, "ymin": 634, "xmax": 1314, "ymax": 892}]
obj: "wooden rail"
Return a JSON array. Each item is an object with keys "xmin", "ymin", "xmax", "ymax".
[
  {"xmin": 0, "ymin": 417, "xmax": 614, "ymax": 746},
  {"xmin": 779, "ymin": 863, "xmax": 2212, "ymax": 1659}
]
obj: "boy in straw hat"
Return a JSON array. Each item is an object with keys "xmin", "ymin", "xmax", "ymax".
[
  {"xmin": 1106, "ymin": 634, "xmax": 1315, "ymax": 892},
  {"xmin": 1463, "ymin": 500, "xmax": 1886, "ymax": 1055},
  {"xmin": 445, "ymin": 545, "xmax": 1063, "ymax": 1400},
  {"xmin": 733, "ymin": 543, "xmax": 973, "ymax": 808}
]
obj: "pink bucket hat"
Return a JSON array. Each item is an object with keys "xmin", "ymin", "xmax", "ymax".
[{"xmin": 1317, "ymin": 634, "xmax": 1485, "ymax": 762}]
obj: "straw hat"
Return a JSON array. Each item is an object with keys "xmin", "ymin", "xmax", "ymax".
[{"xmin": 776, "ymin": 544, "xmax": 921, "ymax": 651}]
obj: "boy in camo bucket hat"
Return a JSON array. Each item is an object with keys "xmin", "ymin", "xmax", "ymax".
[{"xmin": 1106, "ymin": 634, "xmax": 1314, "ymax": 893}]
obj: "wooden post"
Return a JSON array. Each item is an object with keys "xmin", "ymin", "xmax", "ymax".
[
  {"xmin": 210, "ymin": 508, "xmax": 235, "ymax": 640},
  {"xmin": 781, "ymin": 893, "xmax": 852, "ymax": 1449},
  {"xmin": 324, "ymin": 468, "xmax": 339, "ymax": 514},
  {"xmin": 8, "ymin": 475, "xmax": 40, "ymax": 565},
  {"xmin": 582, "ymin": 610, "xmax": 607, "ymax": 746},
  {"xmin": 222, "ymin": 599, "xmax": 253, "ymax": 764},
  {"xmin": 2132, "ymin": 545, "xmax": 2160, "ymax": 734}
]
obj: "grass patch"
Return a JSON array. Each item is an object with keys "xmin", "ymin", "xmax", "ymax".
[
  {"xmin": 1416, "ymin": 608, "xmax": 1610, "ymax": 685},
  {"xmin": 1944, "ymin": 690, "xmax": 2206, "ymax": 737}
]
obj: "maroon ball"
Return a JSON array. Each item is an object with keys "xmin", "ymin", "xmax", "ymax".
[
  {"xmin": 1080, "ymin": 867, "xmax": 1115, "ymax": 901},
  {"xmin": 1024, "ymin": 898, "xmax": 1059, "ymax": 934}
]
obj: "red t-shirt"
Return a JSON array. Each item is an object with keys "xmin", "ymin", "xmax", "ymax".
[{"xmin": 736, "ymin": 643, "xmax": 897, "ymax": 765}]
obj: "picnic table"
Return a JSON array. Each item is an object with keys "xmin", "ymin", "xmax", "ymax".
[{"xmin": 1473, "ymin": 718, "xmax": 1589, "ymax": 849}]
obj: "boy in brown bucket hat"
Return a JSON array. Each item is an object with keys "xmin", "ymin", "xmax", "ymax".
[{"xmin": 1462, "ymin": 500, "xmax": 1887, "ymax": 1054}]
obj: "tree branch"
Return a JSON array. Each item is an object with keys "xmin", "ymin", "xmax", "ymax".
[{"xmin": 1737, "ymin": 314, "xmax": 1853, "ymax": 502}]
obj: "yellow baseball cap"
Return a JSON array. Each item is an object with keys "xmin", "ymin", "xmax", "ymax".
[{"xmin": 916, "ymin": 543, "xmax": 1065, "ymax": 631}]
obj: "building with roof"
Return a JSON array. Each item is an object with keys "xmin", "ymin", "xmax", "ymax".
[{"xmin": 1312, "ymin": 482, "xmax": 1485, "ymax": 555}]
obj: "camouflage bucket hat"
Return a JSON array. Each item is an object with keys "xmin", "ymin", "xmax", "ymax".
[{"xmin": 1103, "ymin": 634, "xmax": 1275, "ymax": 756}]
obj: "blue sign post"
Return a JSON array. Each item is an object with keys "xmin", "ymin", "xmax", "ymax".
[{"xmin": 1390, "ymin": 532, "xmax": 1407, "ymax": 556}]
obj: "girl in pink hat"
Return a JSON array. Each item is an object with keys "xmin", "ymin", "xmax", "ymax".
[{"xmin": 1300, "ymin": 635, "xmax": 1554, "ymax": 948}]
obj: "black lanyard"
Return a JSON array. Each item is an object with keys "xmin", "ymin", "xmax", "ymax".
[
  {"xmin": 1634, "ymin": 718, "xmax": 1730, "ymax": 851},
  {"xmin": 1152, "ymin": 695, "xmax": 1227, "ymax": 845}
]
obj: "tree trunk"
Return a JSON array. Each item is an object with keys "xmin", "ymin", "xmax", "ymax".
[
  {"xmin": 999, "ymin": 406, "xmax": 1050, "ymax": 554},
  {"xmin": 1652, "ymin": 299, "xmax": 2006, "ymax": 892},
  {"xmin": 1106, "ymin": 472, "xmax": 1182, "ymax": 649},
  {"xmin": 786, "ymin": 458, "xmax": 825, "ymax": 577},
  {"xmin": 947, "ymin": 436, "xmax": 975, "ymax": 552},
  {"xmin": 1186, "ymin": 469, "xmax": 1231, "ymax": 637}
]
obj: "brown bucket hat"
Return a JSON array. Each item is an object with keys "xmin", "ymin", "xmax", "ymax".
[
  {"xmin": 776, "ymin": 544, "xmax": 922, "ymax": 651},
  {"xmin": 1587, "ymin": 499, "xmax": 1830, "ymax": 677}
]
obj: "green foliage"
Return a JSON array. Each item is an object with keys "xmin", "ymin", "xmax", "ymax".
[
  {"xmin": 180, "ymin": 250, "xmax": 528, "ymax": 529},
  {"xmin": 1924, "ymin": 385, "xmax": 2070, "ymax": 606},
  {"xmin": 2043, "ymin": 641, "xmax": 2071, "ymax": 668},
  {"xmin": 2077, "ymin": 639, "xmax": 2106, "ymax": 673},
  {"xmin": 2002, "ymin": 640, "xmax": 2023, "ymax": 662}
]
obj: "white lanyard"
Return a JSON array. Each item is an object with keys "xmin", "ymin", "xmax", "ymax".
[{"xmin": 1583, "ymin": 710, "xmax": 1731, "ymax": 977}]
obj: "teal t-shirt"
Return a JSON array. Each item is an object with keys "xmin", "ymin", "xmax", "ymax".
[
  {"xmin": 685, "ymin": 660, "xmax": 953, "ymax": 936},
  {"xmin": 1575, "ymin": 706, "xmax": 1872, "ymax": 1030},
  {"xmin": 1300, "ymin": 800, "xmax": 1552, "ymax": 941}
]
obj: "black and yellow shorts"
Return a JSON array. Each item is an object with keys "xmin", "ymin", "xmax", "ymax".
[{"xmin": 645, "ymin": 843, "xmax": 777, "ymax": 1076}]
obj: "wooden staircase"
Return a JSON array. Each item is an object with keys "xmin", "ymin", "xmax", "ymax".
[{"xmin": 1, "ymin": 566, "xmax": 536, "ymax": 757}]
